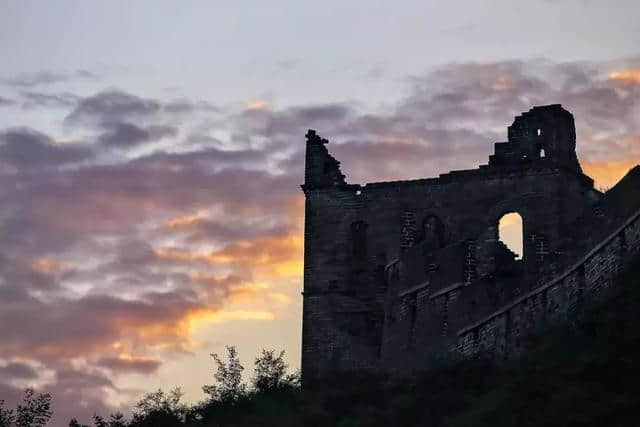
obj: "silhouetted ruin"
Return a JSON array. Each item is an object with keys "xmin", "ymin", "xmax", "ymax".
[{"xmin": 301, "ymin": 104, "xmax": 640, "ymax": 378}]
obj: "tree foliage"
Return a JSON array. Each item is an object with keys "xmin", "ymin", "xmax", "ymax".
[
  {"xmin": 252, "ymin": 349, "xmax": 299, "ymax": 392},
  {"xmin": 202, "ymin": 345, "xmax": 246, "ymax": 402},
  {"xmin": 0, "ymin": 388, "xmax": 52, "ymax": 427},
  {"xmin": 91, "ymin": 412, "xmax": 126, "ymax": 427},
  {"xmin": 130, "ymin": 388, "xmax": 187, "ymax": 427},
  {"xmin": 0, "ymin": 399, "xmax": 15, "ymax": 427}
]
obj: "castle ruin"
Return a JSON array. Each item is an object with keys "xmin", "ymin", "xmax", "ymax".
[{"xmin": 301, "ymin": 104, "xmax": 640, "ymax": 378}]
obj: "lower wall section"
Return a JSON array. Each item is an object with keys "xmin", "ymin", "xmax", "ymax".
[
  {"xmin": 457, "ymin": 209, "xmax": 640, "ymax": 359},
  {"xmin": 302, "ymin": 292, "xmax": 384, "ymax": 378}
]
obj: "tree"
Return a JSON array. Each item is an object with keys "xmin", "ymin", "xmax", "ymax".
[
  {"xmin": 0, "ymin": 399, "xmax": 16, "ymax": 427},
  {"xmin": 202, "ymin": 345, "xmax": 246, "ymax": 402},
  {"xmin": 0, "ymin": 389, "xmax": 53, "ymax": 427},
  {"xmin": 92, "ymin": 412, "xmax": 126, "ymax": 427},
  {"xmin": 252, "ymin": 349, "xmax": 299, "ymax": 392},
  {"xmin": 132, "ymin": 388, "xmax": 186, "ymax": 423}
]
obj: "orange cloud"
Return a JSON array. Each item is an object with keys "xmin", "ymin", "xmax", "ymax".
[
  {"xmin": 609, "ymin": 69, "xmax": 640, "ymax": 85},
  {"xmin": 211, "ymin": 233, "xmax": 303, "ymax": 268},
  {"xmin": 246, "ymin": 100, "xmax": 269, "ymax": 110},
  {"xmin": 109, "ymin": 305, "xmax": 230, "ymax": 354},
  {"xmin": 193, "ymin": 274, "xmax": 272, "ymax": 304},
  {"xmin": 29, "ymin": 258, "xmax": 73, "ymax": 274},
  {"xmin": 163, "ymin": 210, "xmax": 208, "ymax": 229},
  {"xmin": 155, "ymin": 196, "xmax": 304, "ymax": 279},
  {"xmin": 228, "ymin": 282, "xmax": 270, "ymax": 304},
  {"xmin": 492, "ymin": 74, "xmax": 514, "ymax": 91},
  {"xmin": 0, "ymin": 296, "xmax": 219, "ymax": 361},
  {"xmin": 192, "ymin": 310, "xmax": 275, "ymax": 324},
  {"xmin": 155, "ymin": 232, "xmax": 303, "ymax": 276}
]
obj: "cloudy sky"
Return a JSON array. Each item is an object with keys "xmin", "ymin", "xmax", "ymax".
[{"xmin": 1, "ymin": 1, "xmax": 640, "ymax": 425}]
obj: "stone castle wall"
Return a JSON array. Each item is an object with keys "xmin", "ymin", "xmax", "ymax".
[
  {"xmin": 301, "ymin": 105, "xmax": 639, "ymax": 378},
  {"xmin": 456, "ymin": 208, "xmax": 640, "ymax": 359}
]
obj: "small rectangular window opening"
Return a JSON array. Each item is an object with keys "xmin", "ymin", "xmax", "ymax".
[{"xmin": 537, "ymin": 128, "xmax": 542, "ymax": 136}]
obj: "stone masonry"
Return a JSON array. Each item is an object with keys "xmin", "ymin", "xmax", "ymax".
[{"xmin": 301, "ymin": 105, "xmax": 640, "ymax": 378}]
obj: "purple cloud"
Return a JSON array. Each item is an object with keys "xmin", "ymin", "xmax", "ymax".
[{"xmin": 0, "ymin": 127, "xmax": 92, "ymax": 170}]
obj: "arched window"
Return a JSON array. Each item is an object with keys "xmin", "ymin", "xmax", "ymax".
[{"xmin": 498, "ymin": 212, "xmax": 523, "ymax": 260}]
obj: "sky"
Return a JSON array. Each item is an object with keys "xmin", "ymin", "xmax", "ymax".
[{"xmin": 1, "ymin": 1, "xmax": 640, "ymax": 425}]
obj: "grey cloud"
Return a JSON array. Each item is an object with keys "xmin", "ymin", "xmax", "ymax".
[
  {"xmin": 108, "ymin": 239, "xmax": 157, "ymax": 270},
  {"xmin": 0, "ymin": 254, "xmax": 60, "ymax": 292},
  {"xmin": 65, "ymin": 90, "xmax": 219, "ymax": 130},
  {"xmin": 0, "ymin": 362, "xmax": 38, "ymax": 379},
  {"xmin": 20, "ymin": 91, "xmax": 79, "ymax": 109},
  {"xmin": 76, "ymin": 69, "xmax": 99, "ymax": 80},
  {"xmin": 183, "ymin": 218, "xmax": 293, "ymax": 245},
  {"xmin": 84, "ymin": 239, "xmax": 194, "ymax": 295},
  {"xmin": 277, "ymin": 58, "xmax": 298, "ymax": 71},
  {"xmin": 97, "ymin": 122, "xmax": 178, "ymax": 147},
  {"xmin": 164, "ymin": 99, "xmax": 219, "ymax": 114},
  {"xmin": 184, "ymin": 133, "xmax": 226, "ymax": 149},
  {"xmin": 0, "ymin": 285, "xmax": 207, "ymax": 360},
  {"xmin": 290, "ymin": 104, "xmax": 353, "ymax": 122},
  {"xmin": 366, "ymin": 64, "xmax": 385, "ymax": 80},
  {"xmin": 138, "ymin": 145, "xmax": 268, "ymax": 169},
  {"xmin": 0, "ymin": 212, "xmax": 84, "ymax": 259},
  {"xmin": 330, "ymin": 130, "xmax": 496, "ymax": 184},
  {"xmin": 54, "ymin": 367, "xmax": 115, "ymax": 390},
  {"xmin": 237, "ymin": 102, "xmax": 353, "ymax": 138},
  {"xmin": 65, "ymin": 90, "xmax": 161, "ymax": 125},
  {"xmin": 45, "ymin": 368, "xmax": 119, "ymax": 427},
  {"xmin": 0, "ymin": 148, "xmax": 297, "ymax": 261},
  {"xmin": 399, "ymin": 61, "xmax": 552, "ymax": 128},
  {"xmin": 0, "ymin": 96, "xmax": 16, "ymax": 106},
  {"xmin": 1, "ymin": 70, "xmax": 97, "ymax": 88},
  {"xmin": 2, "ymin": 71, "xmax": 69, "ymax": 87},
  {"xmin": 0, "ymin": 127, "xmax": 93, "ymax": 170}
]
